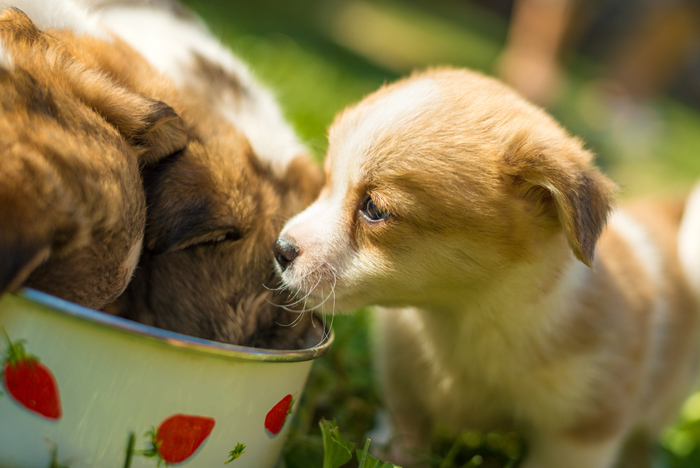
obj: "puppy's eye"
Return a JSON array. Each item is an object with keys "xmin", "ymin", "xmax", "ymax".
[
  {"xmin": 204, "ymin": 230, "xmax": 242, "ymax": 244},
  {"xmin": 181, "ymin": 228, "xmax": 242, "ymax": 251},
  {"xmin": 360, "ymin": 195, "xmax": 389, "ymax": 221},
  {"xmin": 198, "ymin": 229, "xmax": 242, "ymax": 245}
]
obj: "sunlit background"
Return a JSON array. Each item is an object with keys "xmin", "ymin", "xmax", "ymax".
[{"xmin": 180, "ymin": 0, "xmax": 700, "ymax": 466}]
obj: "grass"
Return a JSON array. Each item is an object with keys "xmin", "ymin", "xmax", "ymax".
[{"xmin": 180, "ymin": 1, "xmax": 700, "ymax": 466}]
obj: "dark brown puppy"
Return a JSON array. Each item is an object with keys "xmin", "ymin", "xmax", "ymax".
[{"xmin": 109, "ymin": 79, "xmax": 323, "ymax": 347}]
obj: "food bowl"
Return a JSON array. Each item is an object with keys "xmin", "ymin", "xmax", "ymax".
[{"xmin": 0, "ymin": 288, "xmax": 332, "ymax": 468}]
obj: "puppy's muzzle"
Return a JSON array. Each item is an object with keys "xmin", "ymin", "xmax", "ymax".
[{"xmin": 274, "ymin": 236, "xmax": 299, "ymax": 271}]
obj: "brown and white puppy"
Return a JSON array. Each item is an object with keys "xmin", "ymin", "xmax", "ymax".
[
  {"xmin": 85, "ymin": 0, "xmax": 324, "ymax": 347},
  {"xmin": 275, "ymin": 68, "xmax": 700, "ymax": 467},
  {"xmin": 0, "ymin": 0, "xmax": 323, "ymax": 348}
]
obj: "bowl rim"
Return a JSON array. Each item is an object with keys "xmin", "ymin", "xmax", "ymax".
[{"xmin": 6, "ymin": 288, "xmax": 333, "ymax": 363}]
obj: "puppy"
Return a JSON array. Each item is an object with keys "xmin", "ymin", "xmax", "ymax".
[
  {"xmin": 0, "ymin": 0, "xmax": 323, "ymax": 348},
  {"xmin": 275, "ymin": 68, "xmax": 700, "ymax": 467},
  {"xmin": 0, "ymin": 1, "xmax": 187, "ymax": 309},
  {"xmin": 85, "ymin": 0, "xmax": 325, "ymax": 347}
]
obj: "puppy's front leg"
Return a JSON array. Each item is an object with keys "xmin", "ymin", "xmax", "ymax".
[
  {"xmin": 383, "ymin": 404, "xmax": 433, "ymax": 467},
  {"xmin": 373, "ymin": 308, "xmax": 434, "ymax": 465},
  {"xmin": 520, "ymin": 431, "xmax": 624, "ymax": 468}
]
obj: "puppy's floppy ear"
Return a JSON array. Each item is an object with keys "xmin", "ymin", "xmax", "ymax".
[
  {"xmin": 66, "ymin": 66, "xmax": 188, "ymax": 165},
  {"xmin": 97, "ymin": 94, "xmax": 187, "ymax": 166},
  {"xmin": 502, "ymin": 132, "xmax": 617, "ymax": 267}
]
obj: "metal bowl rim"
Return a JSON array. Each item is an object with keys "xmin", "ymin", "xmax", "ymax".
[{"xmin": 9, "ymin": 288, "xmax": 333, "ymax": 363}]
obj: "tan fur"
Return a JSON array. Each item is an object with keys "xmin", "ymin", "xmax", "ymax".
[
  {"xmin": 276, "ymin": 68, "xmax": 700, "ymax": 466},
  {"xmin": 0, "ymin": 3, "xmax": 323, "ymax": 348}
]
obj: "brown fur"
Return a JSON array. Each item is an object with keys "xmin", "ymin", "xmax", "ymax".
[
  {"xmin": 108, "ymin": 86, "xmax": 323, "ymax": 346},
  {"xmin": 0, "ymin": 8, "xmax": 185, "ymax": 308},
  {"xmin": 0, "ymin": 4, "xmax": 323, "ymax": 348}
]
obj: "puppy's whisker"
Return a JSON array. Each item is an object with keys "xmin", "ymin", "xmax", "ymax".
[
  {"xmin": 281, "ymin": 276, "xmax": 322, "ymax": 310},
  {"xmin": 276, "ymin": 309, "xmax": 307, "ymax": 328},
  {"xmin": 277, "ymin": 290, "xmax": 320, "ymax": 314},
  {"xmin": 300, "ymin": 288, "xmax": 335, "ymax": 312},
  {"xmin": 302, "ymin": 294, "xmax": 313, "ymax": 315},
  {"xmin": 262, "ymin": 282, "xmax": 287, "ymax": 293},
  {"xmin": 316, "ymin": 272, "xmax": 337, "ymax": 346},
  {"xmin": 278, "ymin": 303, "xmax": 311, "ymax": 314},
  {"xmin": 263, "ymin": 262, "xmax": 324, "ymax": 295},
  {"xmin": 265, "ymin": 291, "xmax": 314, "ymax": 312},
  {"xmin": 294, "ymin": 263, "xmax": 325, "ymax": 284},
  {"xmin": 312, "ymin": 274, "xmax": 333, "ymax": 328},
  {"xmin": 264, "ymin": 266, "xmax": 325, "ymax": 310}
]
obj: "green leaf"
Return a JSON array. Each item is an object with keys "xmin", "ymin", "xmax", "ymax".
[
  {"xmin": 2, "ymin": 327, "xmax": 37, "ymax": 368},
  {"xmin": 280, "ymin": 434, "xmax": 324, "ymax": 468},
  {"xmin": 225, "ymin": 443, "xmax": 246, "ymax": 464},
  {"xmin": 356, "ymin": 438, "xmax": 401, "ymax": 468},
  {"xmin": 320, "ymin": 419, "xmax": 355, "ymax": 468}
]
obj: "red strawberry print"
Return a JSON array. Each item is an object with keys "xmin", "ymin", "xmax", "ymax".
[
  {"xmin": 265, "ymin": 394, "xmax": 294, "ymax": 435},
  {"xmin": 148, "ymin": 414, "xmax": 215, "ymax": 464},
  {"xmin": 1, "ymin": 330, "xmax": 61, "ymax": 420}
]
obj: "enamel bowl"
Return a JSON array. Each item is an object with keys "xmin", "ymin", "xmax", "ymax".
[{"xmin": 0, "ymin": 289, "xmax": 332, "ymax": 468}]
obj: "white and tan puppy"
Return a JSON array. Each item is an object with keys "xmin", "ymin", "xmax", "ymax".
[{"xmin": 274, "ymin": 68, "xmax": 700, "ymax": 467}]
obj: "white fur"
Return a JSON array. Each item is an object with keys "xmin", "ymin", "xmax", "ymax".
[
  {"xmin": 0, "ymin": 38, "xmax": 12, "ymax": 69},
  {"xmin": 331, "ymin": 77, "xmax": 442, "ymax": 183},
  {"xmin": 608, "ymin": 209, "xmax": 668, "ymax": 330},
  {"xmin": 679, "ymin": 182, "xmax": 700, "ymax": 299},
  {"xmin": 609, "ymin": 210, "xmax": 664, "ymax": 286},
  {"xmin": 280, "ymin": 191, "xmax": 349, "ymax": 274},
  {"xmin": 87, "ymin": 4, "xmax": 306, "ymax": 176},
  {"xmin": 0, "ymin": 0, "xmax": 107, "ymax": 39},
  {"xmin": 607, "ymin": 209, "xmax": 679, "ymax": 428},
  {"xmin": 374, "ymin": 251, "xmax": 599, "ymax": 430}
]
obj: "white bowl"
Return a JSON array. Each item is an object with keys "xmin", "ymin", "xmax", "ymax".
[{"xmin": 0, "ymin": 289, "xmax": 332, "ymax": 468}]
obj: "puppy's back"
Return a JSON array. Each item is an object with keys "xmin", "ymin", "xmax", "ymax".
[{"xmin": 597, "ymin": 198, "xmax": 700, "ymax": 433}]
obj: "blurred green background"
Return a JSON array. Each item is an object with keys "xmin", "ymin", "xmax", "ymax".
[{"xmin": 180, "ymin": 0, "xmax": 700, "ymax": 466}]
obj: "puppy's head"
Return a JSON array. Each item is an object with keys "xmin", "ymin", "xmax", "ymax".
[
  {"xmin": 0, "ymin": 7, "xmax": 187, "ymax": 307},
  {"xmin": 105, "ymin": 53, "xmax": 324, "ymax": 348},
  {"xmin": 275, "ymin": 69, "xmax": 616, "ymax": 312},
  {"xmin": 109, "ymin": 126, "xmax": 323, "ymax": 347}
]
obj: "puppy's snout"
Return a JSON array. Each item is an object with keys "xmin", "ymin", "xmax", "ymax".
[{"xmin": 274, "ymin": 236, "xmax": 300, "ymax": 271}]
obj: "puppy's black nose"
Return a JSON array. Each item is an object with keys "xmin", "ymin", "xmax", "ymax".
[{"xmin": 274, "ymin": 237, "xmax": 299, "ymax": 271}]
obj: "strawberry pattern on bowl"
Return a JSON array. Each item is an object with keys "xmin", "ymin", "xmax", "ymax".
[
  {"xmin": 2, "ymin": 330, "xmax": 62, "ymax": 421},
  {"xmin": 0, "ymin": 289, "xmax": 331, "ymax": 468}
]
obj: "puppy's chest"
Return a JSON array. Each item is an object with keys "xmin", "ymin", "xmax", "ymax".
[{"xmin": 409, "ymin": 315, "xmax": 595, "ymax": 430}]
